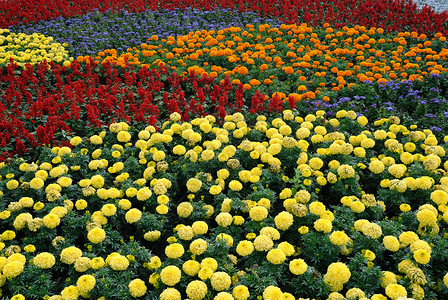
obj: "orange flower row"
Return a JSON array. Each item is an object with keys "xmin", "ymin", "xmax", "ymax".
[{"xmin": 80, "ymin": 23, "xmax": 447, "ymax": 101}]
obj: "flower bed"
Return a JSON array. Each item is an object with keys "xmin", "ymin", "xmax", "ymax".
[
  {"xmin": 88, "ymin": 22, "xmax": 447, "ymax": 99},
  {"xmin": 1, "ymin": 0, "xmax": 448, "ymax": 299},
  {"xmin": 1, "ymin": 111, "xmax": 448, "ymax": 299}
]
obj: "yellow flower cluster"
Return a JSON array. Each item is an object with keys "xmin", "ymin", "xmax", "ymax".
[{"xmin": 0, "ymin": 29, "xmax": 73, "ymax": 67}]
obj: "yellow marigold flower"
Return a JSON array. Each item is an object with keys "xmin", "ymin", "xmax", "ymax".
[
  {"xmin": 329, "ymin": 231, "xmax": 350, "ymax": 246},
  {"xmin": 203, "ymin": 204, "xmax": 214, "ymax": 218},
  {"xmin": 385, "ymin": 284, "xmax": 407, "ymax": 300},
  {"xmin": 309, "ymin": 201, "xmax": 326, "ymax": 216},
  {"xmin": 249, "ymin": 206, "xmax": 268, "ymax": 222},
  {"xmin": 263, "ymin": 286, "xmax": 283, "ymax": 300},
  {"xmin": 101, "ymin": 203, "xmax": 117, "ymax": 216},
  {"xmin": 258, "ymin": 227, "xmax": 279, "ymax": 241},
  {"xmin": 362, "ymin": 222, "xmax": 382, "ymax": 239},
  {"xmin": 128, "ymin": 278, "xmax": 147, "ymax": 297},
  {"xmin": 416, "ymin": 209, "xmax": 437, "ymax": 226},
  {"xmin": 277, "ymin": 241, "xmax": 295, "ymax": 256},
  {"xmin": 233, "ymin": 285, "xmax": 250, "ymax": 300},
  {"xmin": 314, "ymin": 218, "xmax": 332, "ymax": 233},
  {"xmin": 192, "ymin": 221, "xmax": 208, "ymax": 235},
  {"xmin": 118, "ymin": 199, "xmax": 132, "ymax": 210},
  {"xmin": 274, "ymin": 211, "xmax": 294, "ymax": 230},
  {"xmin": 443, "ymin": 273, "xmax": 448, "ymax": 288},
  {"xmin": 327, "ymin": 292, "xmax": 345, "ymax": 300},
  {"xmin": 160, "ymin": 288, "xmax": 182, "ymax": 300},
  {"xmin": 29, "ymin": 177, "xmax": 45, "ymax": 190},
  {"xmin": 399, "ymin": 231, "xmax": 419, "ymax": 246},
  {"xmin": 388, "ymin": 164, "xmax": 406, "ymax": 178},
  {"xmin": 74, "ymin": 256, "xmax": 91, "ymax": 273},
  {"xmin": 32, "ymin": 252, "xmax": 55, "ymax": 269},
  {"xmin": 43, "ymin": 213, "xmax": 60, "ymax": 229},
  {"xmin": 380, "ymin": 271, "xmax": 397, "ymax": 288},
  {"xmin": 160, "ymin": 265, "xmax": 182, "ymax": 286},
  {"xmin": 337, "ymin": 164, "xmax": 355, "ymax": 179},
  {"xmin": 77, "ymin": 274, "xmax": 96, "ymax": 294},
  {"xmin": 383, "ymin": 236, "xmax": 400, "ymax": 252},
  {"xmin": 61, "ymin": 285, "xmax": 79, "ymax": 300},
  {"xmin": 254, "ymin": 235, "xmax": 274, "ymax": 252},
  {"xmin": 116, "ymin": 131, "xmax": 131, "ymax": 143},
  {"xmin": 172, "ymin": 145, "xmax": 186, "ymax": 155},
  {"xmin": 90, "ymin": 257, "xmax": 105, "ymax": 269},
  {"xmin": 186, "ymin": 178, "xmax": 202, "ymax": 193},
  {"xmin": 90, "ymin": 174, "xmax": 104, "ymax": 188},
  {"xmin": 215, "ymin": 233, "xmax": 232, "ymax": 247},
  {"xmin": 190, "ymin": 238, "xmax": 208, "ymax": 255},
  {"xmin": 215, "ymin": 212, "xmax": 233, "ymax": 227},
  {"xmin": 198, "ymin": 268, "xmax": 213, "ymax": 280},
  {"xmin": 60, "ymin": 246, "xmax": 82, "ymax": 264},
  {"xmin": 289, "ymin": 258, "xmax": 307, "ymax": 275},
  {"xmin": 177, "ymin": 202, "xmax": 194, "ymax": 218},
  {"xmin": 208, "ymin": 184, "xmax": 221, "ymax": 195},
  {"xmin": 298, "ymin": 226, "xmax": 309, "ymax": 234},
  {"xmin": 399, "ymin": 204, "xmax": 411, "ymax": 212},
  {"xmin": 430, "ymin": 190, "xmax": 448, "ymax": 206},
  {"xmin": 350, "ymin": 201, "xmax": 366, "ymax": 213},
  {"xmin": 186, "ymin": 280, "xmax": 208, "ymax": 300},
  {"xmin": 210, "ymin": 271, "xmax": 231, "ymax": 291},
  {"xmin": 324, "ymin": 262, "xmax": 351, "ymax": 291},
  {"xmin": 23, "ymin": 244, "xmax": 35, "ymax": 253},
  {"xmin": 369, "ymin": 160, "xmax": 385, "ymax": 174},
  {"xmin": 413, "ymin": 249, "xmax": 431, "ymax": 264},
  {"xmin": 236, "ymin": 240, "xmax": 254, "ymax": 256},
  {"xmin": 6, "ymin": 179, "xmax": 19, "ymax": 190},
  {"xmin": 165, "ymin": 243, "xmax": 184, "ymax": 259},
  {"xmin": 87, "ymin": 228, "xmax": 106, "ymax": 244},
  {"xmin": 170, "ymin": 112, "xmax": 182, "ymax": 122},
  {"xmin": 90, "ymin": 135, "xmax": 103, "ymax": 145},
  {"xmin": 109, "ymin": 254, "xmax": 129, "ymax": 271},
  {"xmin": 233, "ymin": 215, "xmax": 245, "ymax": 225},
  {"xmin": 125, "ymin": 208, "xmax": 142, "ymax": 224},
  {"xmin": 183, "ymin": 260, "xmax": 201, "ymax": 276},
  {"xmin": 357, "ymin": 116, "xmax": 368, "ymax": 126},
  {"xmin": 217, "ymin": 169, "xmax": 230, "ymax": 179},
  {"xmin": 266, "ymin": 248, "xmax": 286, "ymax": 265},
  {"xmin": 229, "ymin": 180, "xmax": 243, "ymax": 191}
]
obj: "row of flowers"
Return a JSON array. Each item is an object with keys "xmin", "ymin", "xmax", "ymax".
[
  {"xmin": 1, "ymin": 0, "xmax": 448, "ymax": 36},
  {"xmin": 82, "ymin": 23, "xmax": 447, "ymax": 97},
  {"xmin": 1, "ymin": 110, "xmax": 448, "ymax": 299}
]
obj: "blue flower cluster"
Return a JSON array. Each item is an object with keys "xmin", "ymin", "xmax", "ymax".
[{"xmin": 10, "ymin": 7, "xmax": 281, "ymax": 58}]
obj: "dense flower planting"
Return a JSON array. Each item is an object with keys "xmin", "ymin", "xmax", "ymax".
[
  {"xmin": 87, "ymin": 23, "xmax": 447, "ymax": 96},
  {"xmin": 0, "ymin": 29, "xmax": 73, "ymax": 67},
  {"xmin": 1, "ymin": 112, "xmax": 448, "ymax": 299},
  {"xmin": 1, "ymin": 0, "xmax": 448, "ymax": 299}
]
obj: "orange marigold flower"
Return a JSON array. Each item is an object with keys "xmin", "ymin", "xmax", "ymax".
[{"xmin": 238, "ymin": 67, "xmax": 248, "ymax": 75}]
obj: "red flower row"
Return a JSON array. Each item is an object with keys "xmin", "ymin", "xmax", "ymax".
[{"xmin": 1, "ymin": 0, "xmax": 447, "ymax": 35}]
